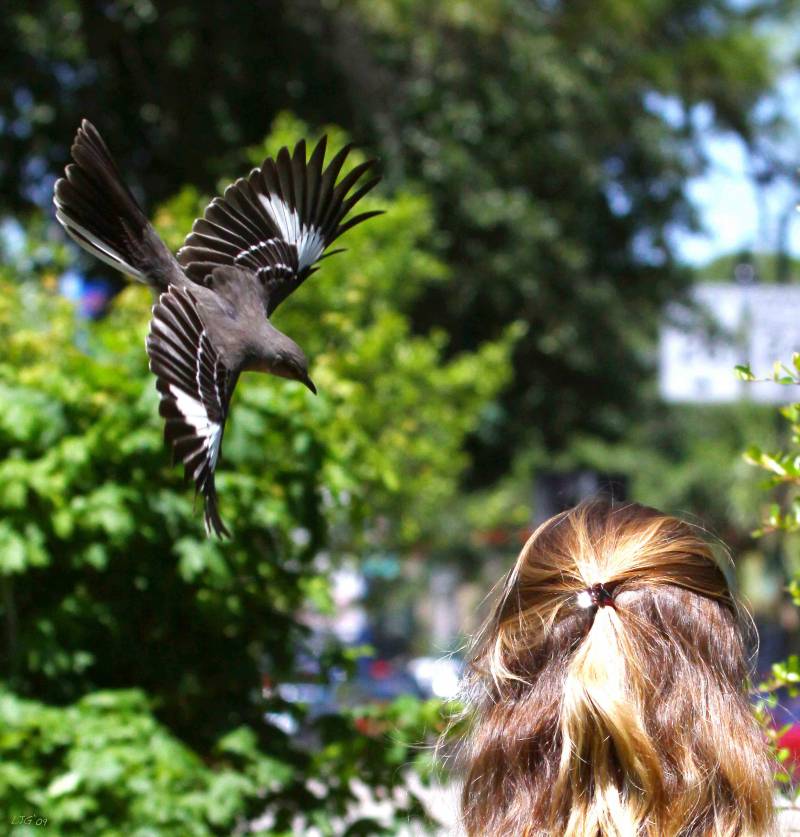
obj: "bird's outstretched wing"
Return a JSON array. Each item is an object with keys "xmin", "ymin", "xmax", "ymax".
[
  {"xmin": 176, "ymin": 137, "xmax": 381, "ymax": 315},
  {"xmin": 146, "ymin": 286, "xmax": 235, "ymax": 538}
]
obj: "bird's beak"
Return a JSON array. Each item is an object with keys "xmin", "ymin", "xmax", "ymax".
[{"xmin": 302, "ymin": 374, "xmax": 317, "ymax": 395}]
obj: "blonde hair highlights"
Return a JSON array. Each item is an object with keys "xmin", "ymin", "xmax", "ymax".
[{"xmin": 458, "ymin": 500, "xmax": 775, "ymax": 837}]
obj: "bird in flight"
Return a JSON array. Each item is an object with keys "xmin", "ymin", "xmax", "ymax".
[{"xmin": 53, "ymin": 120, "xmax": 381, "ymax": 537}]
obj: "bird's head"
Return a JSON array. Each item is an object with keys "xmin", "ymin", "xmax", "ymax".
[{"xmin": 259, "ymin": 336, "xmax": 316, "ymax": 394}]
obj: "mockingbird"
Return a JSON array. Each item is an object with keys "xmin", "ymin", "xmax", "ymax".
[{"xmin": 54, "ymin": 120, "xmax": 381, "ymax": 537}]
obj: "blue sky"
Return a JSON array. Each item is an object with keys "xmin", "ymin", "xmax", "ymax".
[
  {"xmin": 674, "ymin": 137, "xmax": 800, "ymax": 266},
  {"xmin": 671, "ymin": 42, "xmax": 800, "ymax": 266}
]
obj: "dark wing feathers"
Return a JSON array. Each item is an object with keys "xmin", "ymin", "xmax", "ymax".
[
  {"xmin": 54, "ymin": 121, "xmax": 148, "ymax": 280},
  {"xmin": 304, "ymin": 137, "xmax": 326, "ymax": 221},
  {"xmin": 236, "ymin": 238, "xmax": 299, "ymax": 287},
  {"xmin": 53, "ymin": 120, "xmax": 183, "ymax": 290},
  {"xmin": 146, "ymin": 286, "xmax": 233, "ymax": 538},
  {"xmin": 177, "ymin": 135, "xmax": 381, "ymax": 314},
  {"xmin": 332, "ymin": 208, "xmax": 385, "ymax": 240}
]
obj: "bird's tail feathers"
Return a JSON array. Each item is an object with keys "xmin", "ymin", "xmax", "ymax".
[
  {"xmin": 54, "ymin": 120, "xmax": 175, "ymax": 287},
  {"xmin": 202, "ymin": 482, "xmax": 230, "ymax": 539}
]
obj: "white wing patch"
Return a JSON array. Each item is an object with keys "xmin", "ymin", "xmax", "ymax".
[
  {"xmin": 257, "ymin": 193, "xmax": 325, "ymax": 270},
  {"xmin": 296, "ymin": 226, "xmax": 325, "ymax": 270},
  {"xmin": 258, "ymin": 192, "xmax": 300, "ymax": 245},
  {"xmin": 146, "ymin": 285, "xmax": 232, "ymax": 538},
  {"xmin": 168, "ymin": 384, "xmax": 223, "ymax": 473}
]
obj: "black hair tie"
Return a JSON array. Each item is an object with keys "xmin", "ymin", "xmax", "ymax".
[{"xmin": 577, "ymin": 582, "xmax": 616, "ymax": 610}]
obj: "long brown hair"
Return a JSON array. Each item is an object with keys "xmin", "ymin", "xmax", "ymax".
[{"xmin": 458, "ymin": 500, "xmax": 775, "ymax": 836}]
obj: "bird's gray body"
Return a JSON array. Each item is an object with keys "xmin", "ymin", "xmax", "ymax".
[
  {"xmin": 53, "ymin": 120, "xmax": 380, "ymax": 536},
  {"xmin": 77, "ymin": 204, "xmax": 304, "ymax": 380},
  {"xmin": 192, "ymin": 267, "xmax": 302, "ymax": 376}
]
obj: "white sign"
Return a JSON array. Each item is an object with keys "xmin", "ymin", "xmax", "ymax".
[{"xmin": 659, "ymin": 283, "xmax": 800, "ymax": 404}]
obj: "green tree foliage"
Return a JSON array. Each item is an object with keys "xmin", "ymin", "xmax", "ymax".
[
  {"xmin": 340, "ymin": 0, "xmax": 780, "ymax": 479},
  {"xmin": 737, "ymin": 358, "xmax": 800, "ymax": 539},
  {"xmin": 1, "ymin": 0, "xmax": 786, "ymax": 486},
  {"xmin": 0, "ymin": 117, "xmax": 513, "ymax": 832},
  {"xmin": 739, "ymin": 358, "xmax": 800, "ymax": 543},
  {"xmin": 0, "ymin": 688, "xmax": 445, "ymax": 835},
  {"xmin": 576, "ymin": 408, "xmax": 776, "ymax": 541},
  {"xmin": 737, "ymin": 357, "xmax": 800, "ymax": 790}
]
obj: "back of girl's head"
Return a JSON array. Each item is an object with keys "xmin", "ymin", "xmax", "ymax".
[{"xmin": 459, "ymin": 499, "xmax": 774, "ymax": 837}]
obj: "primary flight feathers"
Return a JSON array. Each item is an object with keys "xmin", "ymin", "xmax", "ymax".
[
  {"xmin": 53, "ymin": 120, "xmax": 381, "ymax": 537},
  {"xmin": 178, "ymin": 137, "xmax": 381, "ymax": 312}
]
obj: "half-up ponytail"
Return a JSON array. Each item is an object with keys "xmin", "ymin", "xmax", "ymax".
[
  {"xmin": 458, "ymin": 500, "xmax": 775, "ymax": 836},
  {"xmin": 556, "ymin": 604, "xmax": 664, "ymax": 835}
]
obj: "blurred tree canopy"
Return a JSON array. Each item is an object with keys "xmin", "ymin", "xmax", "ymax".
[
  {"xmin": 0, "ymin": 115, "xmax": 511, "ymax": 832},
  {"xmin": 692, "ymin": 249, "xmax": 800, "ymax": 284},
  {"xmin": 1, "ymin": 0, "xmax": 786, "ymax": 484}
]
